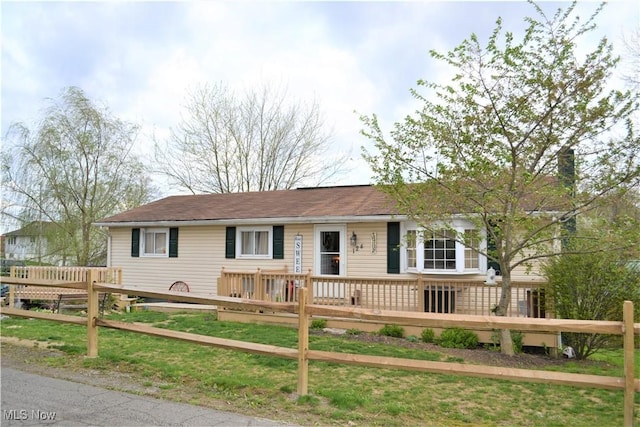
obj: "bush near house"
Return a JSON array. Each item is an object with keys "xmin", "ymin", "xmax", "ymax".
[
  {"xmin": 378, "ymin": 324, "xmax": 405, "ymax": 338},
  {"xmin": 0, "ymin": 259, "xmax": 25, "ymax": 276},
  {"xmin": 421, "ymin": 328, "xmax": 436, "ymax": 343},
  {"xmin": 544, "ymin": 249, "xmax": 640, "ymax": 360},
  {"xmin": 438, "ymin": 328, "xmax": 479, "ymax": 349},
  {"xmin": 310, "ymin": 318, "xmax": 327, "ymax": 329}
]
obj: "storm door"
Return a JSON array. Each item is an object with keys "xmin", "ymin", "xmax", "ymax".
[{"xmin": 314, "ymin": 225, "xmax": 346, "ymax": 298}]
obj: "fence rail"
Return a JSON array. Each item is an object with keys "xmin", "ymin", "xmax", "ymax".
[{"xmin": 0, "ymin": 269, "xmax": 638, "ymax": 426}]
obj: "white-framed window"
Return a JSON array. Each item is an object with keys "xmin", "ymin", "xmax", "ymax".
[
  {"xmin": 464, "ymin": 230, "xmax": 480, "ymax": 269},
  {"xmin": 141, "ymin": 228, "xmax": 169, "ymax": 257},
  {"xmin": 402, "ymin": 221, "xmax": 485, "ymax": 274},
  {"xmin": 7, "ymin": 236, "xmax": 16, "ymax": 245},
  {"xmin": 406, "ymin": 230, "xmax": 417, "ymax": 269},
  {"xmin": 237, "ymin": 226, "xmax": 272, "ymax": 258},
  {"xmin": 424, "ymin": 229, "xmax": 457, "ymax": 270}
]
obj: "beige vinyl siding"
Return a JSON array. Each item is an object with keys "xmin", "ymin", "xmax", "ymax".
[
  {"xmin": 346, "ymin": 222, "xmax": 389, "ymax": 277},
  {"xmin": 222, "ymin": 224, "xmax": 313, "ymax": 273},
  {"xmin": 342, "ymin": 222, "xmax": 527, "ymax": 281},
  {"xmin": 109, "ymin": 226, "xmax": 223, "ymax": 294},
  {"xmin": 109, "ymin": 224, "xmax": 318, "ymax": 295},
  {"xmin": 107, "ymin": 221, "xmax": 545, "ymax": 297},
  {"xmin": 283, "ymin": 224, "xmax": 314, "ymax": 274}
]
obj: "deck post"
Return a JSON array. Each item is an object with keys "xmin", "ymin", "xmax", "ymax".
[
  {"xmin": 416, "ymin": 275, "xmax": 424, "ymax": 313},
  {"xmin": 306, "ymin": 269, "xmax": 313, "ymax": 305},
  {"xmin": 8, "ymin": 266, "xmax": 15, "ymax": 308},
  {"xmin": 623, "ymin": 301, "xmax": 635, "ymax": 427},
  {"xmin": 86, "ymin": 269, "xmax": 99, "ymax": 358},
  {"xmin": 297, "ymin": 287, "xmax": 309, "ymax": 395},
  {"xmin": 8, "ymin": 266, "xmax": 17, "ymax": 308},
  {"xmin": 255, "ymin": 268, "xmax": 262, "ymax": 300},
  {"xmin": 219, "ymin": 267, "xmax": 226, "ymax": 296}
]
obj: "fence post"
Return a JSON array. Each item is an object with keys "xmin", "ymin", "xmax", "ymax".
[
  {"xmin": 297, "ymin": 286, "xmax": 309, "ymax": 395},
  {"xmin": 623, "ymin": 300, "xmax": 635, "ymax": 427},
  {"xmin": 86, "ymin": 269, "xmax": 99, "ymax": 358}
]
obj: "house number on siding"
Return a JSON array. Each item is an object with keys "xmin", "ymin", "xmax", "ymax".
[{"xmin": 294, "ymin": 235, "xmax": 303, "ymax": 273}]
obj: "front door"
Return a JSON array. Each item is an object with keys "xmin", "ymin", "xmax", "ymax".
[{"xmin": 314, "ymin": 225, "xmax": 346, "ymax": 298}]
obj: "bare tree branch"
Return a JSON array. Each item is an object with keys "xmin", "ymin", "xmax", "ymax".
[{"xmin": 154, "ymin": 82, "xmax": 348, "ymax": 194}]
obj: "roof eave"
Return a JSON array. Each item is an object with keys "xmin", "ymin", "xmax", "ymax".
[{"xmin": 93, "ymin": 214, "xmax": 405, "ymax": 228}]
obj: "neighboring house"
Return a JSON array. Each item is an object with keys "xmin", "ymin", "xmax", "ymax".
[
  {"xmin": 95, "ymin": 185, "xmax": 546, "ymax": 296},
  {"xmin": 2, "ymin": 221, "xmax": 67, "ymax": 266}
]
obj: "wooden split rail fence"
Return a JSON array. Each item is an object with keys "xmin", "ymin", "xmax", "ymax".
[{"xmin": 0, "ymin": 271, "xmax": 638, "ymax": 426}]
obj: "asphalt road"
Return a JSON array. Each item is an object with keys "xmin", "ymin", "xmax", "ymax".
[{"xmin": 1, "ymin": 367, "xmax": 296, "ymax": 427}]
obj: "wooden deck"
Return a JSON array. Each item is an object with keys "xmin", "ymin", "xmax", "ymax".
[
  {"xmin": 2, "ymin": 266, "xmax": 122, "ymax": 309},
  {"xmin": 217, "ymin": 268, "xmax": 549, "ymax": 318}
]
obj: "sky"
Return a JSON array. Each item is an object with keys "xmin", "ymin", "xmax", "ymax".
[{"xmin": 1, "ymin": 0, "xmax": 639, "ymax": 201}]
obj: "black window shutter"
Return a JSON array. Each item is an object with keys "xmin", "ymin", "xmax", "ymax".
[
  {"xmin": 168, "ymin": 228, "xmax": 179, "ymax": 258},
  {"xmin": 273, "ymin": 225, "xmax": 284, "ymax": 259},
  {"xmin": 131, "ymin": 228, "xmax": 140, "ymax": 258},
  {"xmin": 225, "ymin": 227, "xmax": 236, "ymax": 259},
  {"xmin": 387, "ymin": 222, "xmax": 400, "ymax": 274}
]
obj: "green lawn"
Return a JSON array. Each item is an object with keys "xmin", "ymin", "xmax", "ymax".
[{"xmin": 1, "ymin": 310, "xmax": 637, "ymax": 426}]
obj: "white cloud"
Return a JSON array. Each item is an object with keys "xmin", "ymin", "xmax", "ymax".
[{"xmin": 2, "ymin": 0, "xmax": 638, "ymax": 194}]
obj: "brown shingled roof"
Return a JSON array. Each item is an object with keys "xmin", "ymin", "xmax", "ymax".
[{"xmin": 97, "ymin": 185, "xmax": 399, "ymax": 225}]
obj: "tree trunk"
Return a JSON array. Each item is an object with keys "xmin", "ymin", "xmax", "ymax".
[
  {"xmin": 495, "ymin": 270, "xmax": 514, "ymax": 356},
  {"xmin": 499, "ymin": 329, "xmax": 514, "ymax": 356}
]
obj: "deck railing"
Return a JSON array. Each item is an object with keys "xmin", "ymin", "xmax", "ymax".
[
  {"xmin": 5, "ymin": 266, "xmax": 123, "ymax": 304},
  {"xmin": 10, "ymin": 265, "xmax": 122, "ymax": 284},
  {"xmin": 218, "ymin": 268, "xmax": 549, "ymax": 318}
]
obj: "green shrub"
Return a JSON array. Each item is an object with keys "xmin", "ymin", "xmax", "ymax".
[
  {"xmin": 438, "ymin": 328, "xmax": 479, "ymax": 349},
  {"xmin": 421, "ymin": 328, "xmax": 436, "ymax": 343},
  {"xmin": 544, "ymin": 241, "xmax": 640, "ymax": 359},
  {"xmin": 378, "ymin": 324, "xmax": 404, "ymax": 338},
  {"xmin": 488, "ymin": 329, "xmax": 524, "ymax": 353},
  {"xmin": 488, "ymin": 329, "xmax": 500, "ymax": 352},
  {"xmin": 310, "ymin": 318, "xmax": 327, "ymax": 329},
  {"xmin": 406, "ymin": 335, "xmax": 419, "ymax": 343},
  {"xmin": 345, "ymin": 328, "xmax": 361, "ymax": 335},
  {"xmin": 511, "ymin": 331, "xmax": 524, "ymax": 354}
]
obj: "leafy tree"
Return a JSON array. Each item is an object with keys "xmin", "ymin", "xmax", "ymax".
[
  {"xmin": 544, "ymin": 236, "xmax": 640, "ymax": 360},
  {"xmin": 361, "ymin": 1, "xmax": 639, "ymax": 354},
  {"xmin": 2, "ymin": 87, "xmax": 157, "ymax": 266},
  {"xmin": 154, "ymin": 82, "xmax": 347, "ymax": 194}
]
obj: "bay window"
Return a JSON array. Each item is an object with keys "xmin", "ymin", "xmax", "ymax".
[
  {"xmin": 424, "ymin": 229, "xmax": 457, "ymax": 270},
  {"xmin": 403, "ymin": 223, "xmax": 484, "ymax": 274}
]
